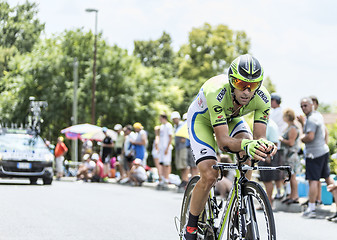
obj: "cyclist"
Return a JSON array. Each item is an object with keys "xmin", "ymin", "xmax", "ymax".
[{"xmin": 183, "ymin": 54, "xmax": 277, "ymax": 240}]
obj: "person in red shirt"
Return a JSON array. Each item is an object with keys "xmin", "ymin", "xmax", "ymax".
[{"xmin": 55, "ymin": 136, "xmax": 68, "ymax": 180}]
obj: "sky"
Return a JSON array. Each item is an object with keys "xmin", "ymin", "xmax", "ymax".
[{"xmin": 7, "ymin": 0, "xmax": 337, "ymax": 114}]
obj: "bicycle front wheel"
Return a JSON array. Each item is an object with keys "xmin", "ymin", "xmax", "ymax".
[
  {"xmin": 226, "ymin": 181, "xmax": 276, "ymax": 240},
  {"xmin": 179, "ymin": 176, "xmax": 214, "ymax": 240}
]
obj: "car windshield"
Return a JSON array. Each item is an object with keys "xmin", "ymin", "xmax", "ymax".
[{"xmin": 0, "ymin": 134, "xmax": 47, "ymax": 151}]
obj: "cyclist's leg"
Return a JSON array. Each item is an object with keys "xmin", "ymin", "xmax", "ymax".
[{"xmin": 185, "ymin": 110, "xmax": 218, "ymax": 239}]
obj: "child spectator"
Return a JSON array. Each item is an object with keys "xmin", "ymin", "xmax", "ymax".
[{"xmin": 129, "ymin": 158, "xmax": 147, "ymax": 186}]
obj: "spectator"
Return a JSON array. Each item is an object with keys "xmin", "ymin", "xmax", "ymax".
[
  {"xmin": 81, "ymin": 139, "xmax": 93, "ymax": 159},
  {"xmin": 299, "ymin": 97, "xmax": 337, "ymax": 218},
  {"xmin": 101, "ymin": 127, "xmax": 114, "ymax": 180},
  {"xmin": 122, "ymin": 125, "xmax": 136, "ymax": 176},
  {"xmin": 113, "ymin": 124, "xmax": 125, "ymax": 178},
  {"xmin": 270, "ymin": 93, "xmax": 287, "ymax": 135},
  {"xmin": 130, "ymin": 122, "xmax": 147, "ymax": 163},
  {"xmin": 269, "ymin": 93, "xmax": 288, "ymax": 199},
  {"xmin": 129, "ymin": 158, "xmax": 147, "ymax": 186},
  {"xmin": 151, "ymin": 126, "xmax": 162, "ymax": 183},
  {"xmin": 157, "ymin": 113, "xmax": 173, "ymax": 190},
  {"xmin": 54, "ymin": 136, "xmax": 68, "ymax": 181},
  {"xmin": 91, "ymin": 153, "xmax": 104, "ymax": 182},
  {"xmin": 171, "ymin": 111, "xmax": 189, "ymax": 193},
  {"xmin": 258, "ymin": 118, "xmax": 282, "ymax": 204},
  {"xmin": 298, "ymin": 96, "xmax": 328, "ymax": 206},
  {"xmin": 76, "ymin": 153, "xmax": 96, "ymax": 182},
  {"xmin": 279, "ymin": 108, "xmax": 301, "ymax": 204}
]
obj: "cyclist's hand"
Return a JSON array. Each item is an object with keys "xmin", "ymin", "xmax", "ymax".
[
  {"xmin": 241, "ymin": 139, "xmax": 276, "ymax": 161},
  {"xmin": 256, "ymin": 138, "xmax": 277, "ymax": 157}
]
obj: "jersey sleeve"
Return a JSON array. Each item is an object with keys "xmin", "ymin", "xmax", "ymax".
[
  {"xmin": 204, "ymin": 83, "xmax": 228, "ymax": 127},
  {"xmin": 253, "ymin": 88, "xmax": 271, "ymax": 125}
]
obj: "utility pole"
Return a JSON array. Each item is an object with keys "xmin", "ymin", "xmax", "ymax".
[{"xmin": 72, "ymin": 58, "xmax": 79, "ymax": 162}]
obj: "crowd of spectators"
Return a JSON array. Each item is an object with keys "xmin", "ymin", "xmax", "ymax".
[{"xmin": 55, "ymin": 93, "xmax": 337, "ymax": 222}]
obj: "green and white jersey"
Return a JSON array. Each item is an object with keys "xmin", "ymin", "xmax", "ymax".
[
  {"xmin": 186, "ymin": 74, "xmax": 271, "ymax": 164},
  {"xmin": 190, "ymin": 74, "xmax": 270, "ymax": 127}
]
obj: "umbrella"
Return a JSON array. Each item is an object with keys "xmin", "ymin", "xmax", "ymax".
[
  {"xmin": 175, "ymin": 122, "xmax": 189, "ymax": 139},
  {"xmin": 61, "ymin": 123, "xmax": 102, "ymax": 140},
  {"xmin": 81, "ymin": 128, "xmax": 117, "ymax": 142}
]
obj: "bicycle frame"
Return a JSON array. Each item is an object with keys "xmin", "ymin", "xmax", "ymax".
[{"xmin": 208, "ymin": 160, "xmax": 291, "ymax": 240}]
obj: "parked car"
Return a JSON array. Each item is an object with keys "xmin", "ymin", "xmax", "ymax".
[{"xmin": 0, "ymin": 128, "xmax": 54, "ymax": 185}]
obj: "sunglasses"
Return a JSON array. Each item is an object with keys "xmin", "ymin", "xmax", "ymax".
[
  {"xmin": 231, "ymin": 78, "xmax": 261, "ymax": 91},
  {"xmin": 300, "ymin": 104, "xmax": 308, "ymax": 108}
]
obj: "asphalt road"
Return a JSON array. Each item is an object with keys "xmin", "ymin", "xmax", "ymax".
[{"xmin": 0, "ymin": 179, "xmax": 336, "ymax": 240}]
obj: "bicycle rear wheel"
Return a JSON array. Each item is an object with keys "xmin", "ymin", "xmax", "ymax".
[
  {"xmin": 226, "ymin": 181, "xmax": 276, "ymax": 240},
  {"xmin": 179, "ymin": 176, "xmax": 215, "ymax": 240}
]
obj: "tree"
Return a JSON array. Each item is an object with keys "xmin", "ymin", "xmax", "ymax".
[
  {"xmin": 133, "ymin": 31, "xmax": 177, "ymax": 78},
  {"xmin": 177, "ymin": 23, "xmax": 251, "ymax": 110},
  {"xmin": 263, "ymin": 76, "xmax": 276, "ymax": 93},
  {"xmin": 1, "ymin": 28, "xmax": 185, "ymax": 143},
  {"xmin": 0, "ymin": 1, "xmax": 44, "ymax": 53},
  {"xmin": 0, "ymin": 0, "xmax": 44, "ymax": 78}
]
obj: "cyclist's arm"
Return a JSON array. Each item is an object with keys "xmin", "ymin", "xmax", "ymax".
[
  {"xmin": 253, "ymin": 122, "xmax": 276, "ymax": 156},
  {"xmin": 214, "ymin": 124, "xmax": 242, "ymax": 152}
]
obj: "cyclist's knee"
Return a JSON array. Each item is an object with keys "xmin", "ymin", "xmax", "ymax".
[{"xmin": 198, "ymin": 159, "xmax": 218, "ymax": 187}]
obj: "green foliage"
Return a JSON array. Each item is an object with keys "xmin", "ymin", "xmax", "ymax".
[
  {"xmin": 0, "ymin": 0, "xmax": 44, "ymax": 77},
  {"xmin": 327, "ymin": 122, "xmax": 337, "ymax": 174},
  {"xmin": 176, "ymin": 23, "xmax": 251, "ymax": 110},
  {"xmin": 1, "ymin": 6, "xmax": 268, "ymax": 160},
  {"xmin": 263, "ymin": 76, "xmax": 276, "ymax": 93}
]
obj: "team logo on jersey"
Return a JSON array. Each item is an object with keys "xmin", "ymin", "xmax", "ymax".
[
  {"xmin": 213, "ymin": 105, "xmax": 223, "ymax": 114},
  {"xmin": 200, "ymin": 149, "xmax": 207, "ymax": 155},
  {"xmin": 197, "ymin": 97, "xmax": 204, "ymax": 108},
  {"xmin": 256, "ymin": 90, "xmax": 269, "ymax": 103},
  {"xmin": 216, "ymin": 87, "xmax": 227, "ymax": 102}
]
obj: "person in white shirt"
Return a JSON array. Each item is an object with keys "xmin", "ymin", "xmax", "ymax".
[
  {"xmin": 269, "ymin": 93, "xmax": 288, "ymax": 200},
  {"xmin": 157, "ymin": 113, "xmax": 173, "ymax": 190}
]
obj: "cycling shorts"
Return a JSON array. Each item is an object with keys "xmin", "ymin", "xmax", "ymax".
[{"xmin": 187, "ymin": 109, "xmax": 252, "ymax": 165}]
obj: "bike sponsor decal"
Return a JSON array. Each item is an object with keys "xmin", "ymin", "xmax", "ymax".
[
  {"xmin": 216, "ymin": 88, "xmax": 227, "ymax": 102},
  {"xmin": 256, "ymin": 90, "xmax": 269, "ymax": 103}
]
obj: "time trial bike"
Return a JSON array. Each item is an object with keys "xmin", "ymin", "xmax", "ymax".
[{"xmin": 177, "ymin": 154, "xmax": 291, "ymax": 240}]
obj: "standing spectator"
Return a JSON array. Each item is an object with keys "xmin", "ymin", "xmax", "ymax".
[
  {"xmin": 279, "ymin": 108, "xmax": 301, "ymax": 204},
  {"xmin": 258, "ymin": 118, "xmax": 281, "ymax": 204},
  {"xmin": 101, "ymin": 127, "xmax": 114, "ymax": 180},
  {"xmin": 54, "ymin": 136, "xmax": 68, "ymax": 180},
  {"xmin": 122, "ymin": 125, "xmax": 136, "ymax": 176},
  {"xmin": 157, "ymin": 113, "xmax": 173, "ymax": 190},
  {"xmin": 270, "ymin": 93, "xmax": 287, "ymax": 135},
  {"xmin": 269, "ymin": 93, "xmax": 288, "ymax": 199},
  {"xmin": 129, "ymin": 158, "xmax": 147, "ymax": 186},
  {"xmin": 298, "ymin": 96, "xmax": 328, "ymax": 206},
  {"xmin": 130, "ymin": 122, "xmax": 147, "ymax": 163},
  {"xmin": 299, "ymin": 97, "xmax": 337, "ymax": 218},
  {"xmin": 171, "ymin": 111, "xmax": 189, "ymax": 192},
  {"xmin": 113, "ymin": 124, "xmax": 125, "ymax": 178},
  {"xmin": 151, "ymin": 126, "xmax": 162, "ymax": 183}
]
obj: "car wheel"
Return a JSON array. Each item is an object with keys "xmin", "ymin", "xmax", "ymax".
[
  {"xmin": 29, "ymin": 177, "xmax": 38, "ymax": 185},
  {"xmin": 43, "ymin": 177, "xmax": 53, "ymax": 185}
]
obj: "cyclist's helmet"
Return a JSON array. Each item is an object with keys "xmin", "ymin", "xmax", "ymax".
[{"xmin": 228, "ymin": 54, "xmax": 264, "ymax": 92}]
